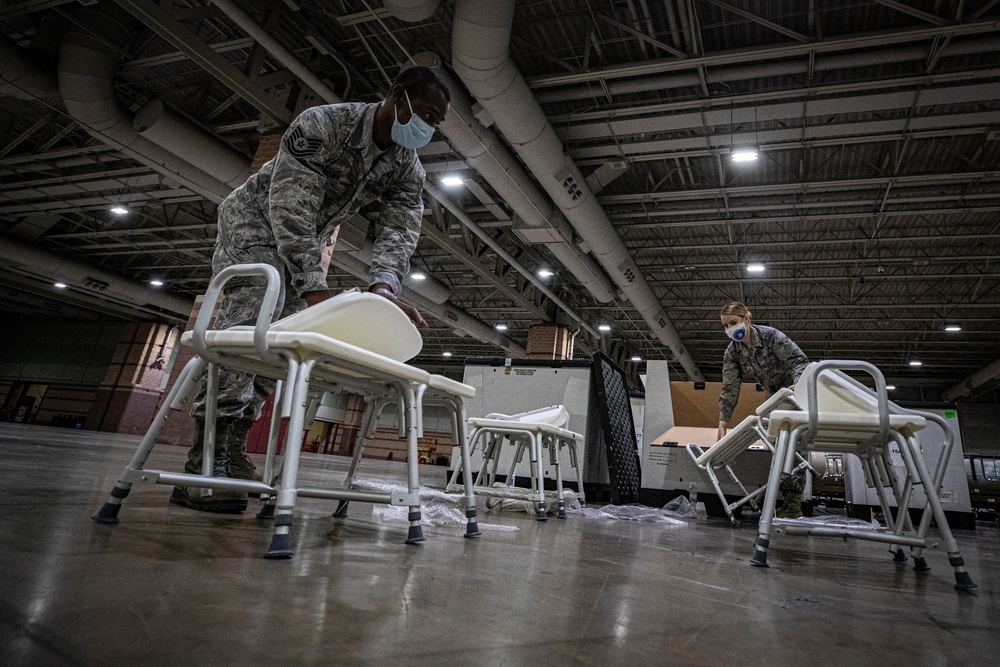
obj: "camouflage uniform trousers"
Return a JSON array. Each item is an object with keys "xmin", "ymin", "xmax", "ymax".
[{"xmin": 191, "ymin": 275, "xmax": 306, "ymax": 421}]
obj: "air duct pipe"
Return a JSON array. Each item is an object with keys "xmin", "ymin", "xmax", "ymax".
[
  {"xmin": 414, "ymin": 54, "xmax": 616, "ymax": 303},
  {"xmin": 0, "ymin": 234, "xmax": 193, "ymax": 319},
  {"xmin": 133, "ymin": 98, "xmax": 249, "ymax": 188},
  {"xmin": 331, "ymin": 250, "xmax": 524, "ymax": 355},
  {"xmin": 425, "ymin": 182, "xmax": 601, "ymax": 339},
  {"xmin": 340, "ymin": 236, "xmax": 452, "ymax": 305},
  {"xmin": 451, "ymin": 0, "xmax": 703, "ymax": 380},
  {"xmin": 535, "ymin": 35, "xmax": 1000, "ymax": 103},
  {"xmin": 56, "ymin": 8, "xmax": 233, "ymax": 203},
  {"xmin": 942, "ymin": 357, "xmax": 1000, "ymax": 402},
  {"xmin": 0, "ymin": 36, "xmax": 60, "ymax": 101},
  {"xmin": 383, "ymin": 0, "xmax": 441, "ymax": 22},
  {"xmin": 209, "ymin": 0, "xmax": 340, "ymax": 105}
]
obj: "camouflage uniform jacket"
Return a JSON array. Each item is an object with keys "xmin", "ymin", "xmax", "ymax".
[
  {"xmin": 719, "ymin": 325, "xmax": 809, "ymax": 423},
  {"xmin": 214, "ymin": 102, "xmax": 425, "ymax": 296}
]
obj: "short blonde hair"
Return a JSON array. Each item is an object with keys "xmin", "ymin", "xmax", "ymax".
[{"xmin": 720, "ymin": 301, "xmax": 752, "ymax": 328}]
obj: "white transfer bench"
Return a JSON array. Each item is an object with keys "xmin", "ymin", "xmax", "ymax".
[{"xmin": 92, "ymin": 264, "xmax": 482, "ymax": 558}]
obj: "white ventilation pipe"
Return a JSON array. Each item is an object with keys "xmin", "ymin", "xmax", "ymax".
[
  {"xmin": 383, "ymin": 0, "xmax": 441, "ymax": 22},
  {"xmin": 451, "ymin": 0, "xmax": 703, "ymax": 380},
  {"xmin": 535, "ymin": 35, "xmax": 1000, "ymax": 103},
  {"xmin": 0, "ymin": 234, "xmax": 193, "ymax": 319},
  {"xmin": 331, "ymin": 250, "xmax": 524, "ymax": 355},
  {"xmin": 57, "ymin": 30, "xmax": 232, "ymax": 203},
  {"xmin": 133, "ymin": 99, "xmax": 249, "ymax": 188},
  {"xmin": 942, "ymin": 357, "xmax": 1000, "ymax": 402},
  {"xmin": 425, "ymin": 182, "xmax": 601, "ymax": 339},
  {"xmin": 209, "ymin": 0, "xmax": 340, "ymax": 105},
  {"xmin": 0, "ymin": 36, "xmax": 60, "ymax": 101},
  {"xmin": 417, "ymin": 55, "xmax": 616, "ymax": 303}
]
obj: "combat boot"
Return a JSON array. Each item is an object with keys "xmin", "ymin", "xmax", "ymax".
[
  {"xmin": 169, "ymin": 417, "xmax": 248, "ymax": 513},
  {"xmin": 776, "ymin": 469, "xmax": 805, "ymax": 519},
  {"xmin": 226, "ymin": 417, "xmax": 263, "ymax": 482}
]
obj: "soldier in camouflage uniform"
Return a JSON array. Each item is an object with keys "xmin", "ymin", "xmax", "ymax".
[
  {"xmin": 717, "ymin": 302, "xmax": 810, "ymax": 518},
  {"xmin": 171, "ymin": 67, "xmax": 450, "ymax": 513}
]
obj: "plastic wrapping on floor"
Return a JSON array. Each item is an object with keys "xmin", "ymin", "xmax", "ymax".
[
  {"xmin": 786, "ymin": 508, "xmax": 882, "ymax": 530},
  {"xmin": 571, "ymin": 499, "xmax": 691, "ymax": 526},
  {"xmin": 352, "ymin": 477, "xmax": 519, "ymax": 532},
  {"xmin": 484, "ymin": 483, "xmax": 584, "ymax": 516}
]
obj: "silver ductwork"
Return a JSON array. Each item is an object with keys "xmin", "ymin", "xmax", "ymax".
[
  {"xmin": 415, "ymin": 54, "xmax": 616, "ymax": 304},
  {"xmin": 383, "ymin": 0, "xmax": 441, "ymax": 22},
  {"xmin": 0, "ymin": 234, "xmax": 193, "ymax": 320},
  {"xmin": 942, "ymin": 357, "xmax": 1000, "ymax": 402},
  {"xmin": 55, "ymin": 9, "xmax": 233, "ymax": 203},
  {"xmin": 0, "ymin": 36, "xmax": 60, "ymax": 101},
  {"xmin": 134, "ymin": 98, "xmax": 250, "ymax": 188},
  {"xmin": 534, "ymin": 36, "xmax": 1000, "ymax": 103},
  {"xmin": 331, "ymin": 250, "xmax": 525, "ymax": 356},
  {"xmin": 451, "ymin": 0, "xmax": 703, "ymax": 380}
]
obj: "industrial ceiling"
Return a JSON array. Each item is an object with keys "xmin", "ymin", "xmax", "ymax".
[{"xmin": 0, "ymin": 0, "xmax": 998, "ymax": 397}]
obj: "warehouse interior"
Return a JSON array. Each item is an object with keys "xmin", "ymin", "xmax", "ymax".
[{"xmin": 1, "ymin": 0, "xmax": 999, "ymax": 664}]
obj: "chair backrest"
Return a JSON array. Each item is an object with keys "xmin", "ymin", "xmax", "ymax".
[
  {"xmin": 793, "ymin": 363, "xmax": 879, "ymax": 417},
  {"xmin": 269, "ymin": 290, "xmax": 422, "ymax": 362},
  {"xmin": 495, "ymin": 405, "xmax": 568, "ymax": 427}
]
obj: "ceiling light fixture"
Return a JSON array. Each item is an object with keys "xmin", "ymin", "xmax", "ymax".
[
  {"xmin": 537, "ymin": 268, "xmax": 555, "ymax": 278},
  {"xmin": 886, "ymin": 385, "xmax": 896, "ymax": 391},
  {"xmin": 494, "ymin": 324, "xmax": 508, "ymax": 331},
  {"xmin": 731, "ymin": 147, "xmax": 759, "ymax": 162},
  {"xmin": 909, "ymin": 360, "xmax": 922, "ymax": 367},
  {"xmin": 110, "ymin": 206, "xmax": 128, "ymax": 215},
  {"xmin": 442, "ymin": 351, "xmax": 453, "ymax": 357},
  {"xmin": 598, "ymin": 324, "xmax": 611, "ymax": 332},
  {"xmin": 54, "ymin": 282, "xmax": 67, "ymax": 288},
  {"xmin": 149, "ymin": 279, "xmax": 164, "ymax": 287},
  {"xmin": 944, "ymin": 325, "xmax": 962, "ymax": 332},
  {"xmin": 631, "ymin": 356, "xmax": 642, "ymax": 362},
  {"xmin": 746, "ymin": 263, "xmax": 766, "ymax": 273},
  {"xmin": 441, "ymin": 176, "xmax": 463, "ymax": 187},
  {"xmin": 410, "ymin": 271, "xmax": 426, "ymax": 281}
]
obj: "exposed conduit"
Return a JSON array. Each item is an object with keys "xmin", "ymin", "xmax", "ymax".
[
  {"xmin": 452, "ymin": 0, "xmax": 703, "ymax": 380},
  {"xmin": 383, "ymin": 0, "xmax": 441, "ymax": 22}
]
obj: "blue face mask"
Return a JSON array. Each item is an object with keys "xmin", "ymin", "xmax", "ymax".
[
  {"xmin": 391, "ymin": 91, "xmax": 435, "ymax": 149},
  {"xmin": 726, "ymin": 322, "xmax": 747, "ymax": 341}
]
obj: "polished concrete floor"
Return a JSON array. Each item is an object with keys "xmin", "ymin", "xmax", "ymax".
[{"xmin": 1, "ymin": 423, "xmax": 998, "ymax": 666}]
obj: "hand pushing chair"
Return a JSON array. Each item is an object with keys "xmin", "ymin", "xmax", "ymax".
[
  {"xmin": 447, "ymin": 405, "xmax": 585, "ymax": 520},
  {"xmin": 749, "ymin": 360, "xmax": 975, "ymax": 590},
  {"xmin": 92, "ymin": 264, "xmax": 482, "ymax": 558}
]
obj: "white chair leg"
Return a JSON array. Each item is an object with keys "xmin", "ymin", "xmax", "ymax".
[
  {"xmin": 531, "ymin": 434, "xmax": 546, "ymax": 521},
  {"xmin": 752, "ymin": 428, "xmax": 795, "ymax": 567},
  {"xmin": 451, "ymin": 398, "xmax": 481, "ymax": 538},
  {"xmin": 552, "ymin": 437, "xmax": 566, "ymax": 519},
  {"xmin": 332, "ymin": 399, "xmax": 377, "ymax": 519},
  {"xmin": 400, "ymin": 383, "xmax": 425, "ymax": 545}
]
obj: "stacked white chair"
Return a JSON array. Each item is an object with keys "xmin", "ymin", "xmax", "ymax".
[
  {"xmin": 749, "ymin": 360, "xmax": 976, "ymax": 590},
  {"xmin": 92, "ymin": 264, "xmax": 482, "ymax": 558},
  {"xmin": 448, "ymin": 405, "xmax": 585, "ymax": 520}
]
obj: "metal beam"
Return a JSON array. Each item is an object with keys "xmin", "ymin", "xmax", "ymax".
[
  {"xmin": 873, "ymin": 0, "xmax": 949, "ymax": 27},
  {"xmin": 112, "ymin": 0, "xmax": 291, "ymax": 125},
  {"xmin": 701, "ymin": 0, "xmax": 810, "ymax": 43}
]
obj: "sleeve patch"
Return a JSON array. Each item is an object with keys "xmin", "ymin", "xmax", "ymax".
[{"xmin": 284, "ymin": 126, "xmax": 323, "ymax": 159}]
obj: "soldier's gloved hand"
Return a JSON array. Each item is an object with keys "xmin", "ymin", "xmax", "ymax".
[
  {"xmin": 303, "ymin": 290, "xmax": 332, "ymax": 307},
  {"xmin": 369, "ymin": 283, "xmax": 428, "ymax": 328}
]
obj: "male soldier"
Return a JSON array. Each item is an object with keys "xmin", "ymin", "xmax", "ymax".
[{"xmin": 171, "ymin": 66, "xmax": 449, "ymax": 513}]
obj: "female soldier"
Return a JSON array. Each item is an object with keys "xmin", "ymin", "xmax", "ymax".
[{"xmin": 717, "ymin": 301, "xmax": 810, "ymax": 518}]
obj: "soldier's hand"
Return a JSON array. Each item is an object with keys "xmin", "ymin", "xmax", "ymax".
[
  {"xmin": 370, "ymin": 283, "xmax": 428, "ymax": 328},
  {"xmin": 303, "ymin": 290, "xmax": 332, "ymax": 307},
  {"xmin": 717, "ymin": 421, "xmax": 727, "ymax": 442}
]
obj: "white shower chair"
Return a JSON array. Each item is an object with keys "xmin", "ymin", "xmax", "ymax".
[
  {"xmin": 686, "ymin": 388, "xmax": 810, "ymax": 527},
  {"xmin": 92, "ymin": 264, "xmax": 481, "ymax": 558},
  {"xmin": 749, "ymin": 360, "xmax": 976, "ymax": 590},
  {"xmin": 447, "ymin": 405, "xmax": 585, "ymax": 520}
]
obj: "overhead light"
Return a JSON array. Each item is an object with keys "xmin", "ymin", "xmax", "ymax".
[
  {"xmin": 944, "ymin": 325, "xmax": 962, "ymax": 332},
  {"xmin": 886, "ymin": 385, "xmax": 896, "ymax": 391},
  {"xmin": 746, "ymin": 263, "xmax": 766, "ymax": 273},
  {"xmin": 149, "ymin": 279, "xmax": 164, "ymax": 287},
  {"xmin": 54, "ymin": 282, "xmax": 67, "ymax": 289},
  {"xmin": 731, "ymin": 147, "xmax": 759, "ymax": 162},
  {"xmin": 494, "ymin": 323, "xmax": 508, "ymax": 331},
  {"xmin": 598, "ymin": 324, "xmax": 612, "ymax": 332},
  {"xmin": 410, "ymin": 271, "xmax": 426, "ymax": 281},
  {"xmin": 909, "ymin": 360, "xmax": 922, "ymax": 367},
  {"xmin": 442, "ymin": 351, "xmax": 452, "ymax": 357},
  {"xmin": 630, "ymin": 356, "xmax": 642, "ymax": 362},
  {"xmin": 110, "ymin": 206, "xmax": 128, "ymax": 215},
  {"xmin": 537, "ymin": 269, "xmax": 555, "ymax": 278},
  {"xmin": 440, "ymin": 175, "xmax": 463, "ymax": 187}
]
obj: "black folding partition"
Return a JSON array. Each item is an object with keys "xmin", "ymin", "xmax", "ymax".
[{"xmin": 591, "ymin": 353, "xmax": 642, "ymax": 505}]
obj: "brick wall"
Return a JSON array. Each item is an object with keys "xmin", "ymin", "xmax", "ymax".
[
  {"xmin": 526, "ymin": 324, "xmax": 573, "ymax": 360},
  {"xmin": 250, "ymin": 130, "xmax": 284, "ymax": 174}
]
